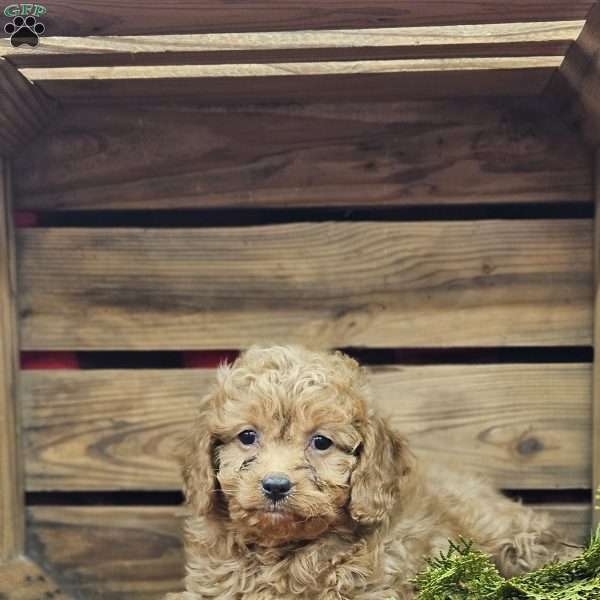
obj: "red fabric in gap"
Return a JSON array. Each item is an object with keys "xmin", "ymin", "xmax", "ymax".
[
  {"xmin": 13, "ymin": 211, "xmax": 39, "ymax": 227},
  {"xmin": 182, "ymin": 351, "xmax": 239, "ymax": 368},
  {"xmin": 21, "ymin": 352, "xmax": 80, "ymax": 370}
]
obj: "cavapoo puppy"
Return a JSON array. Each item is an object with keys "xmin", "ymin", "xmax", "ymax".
[{"xmin": 166, "ymin": 345, "xmax": 571, "ymax": 600}]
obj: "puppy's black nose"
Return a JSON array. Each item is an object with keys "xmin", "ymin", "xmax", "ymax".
[{"xmin": 261, "ymin": 473, "xmax": 292, "ymax": 500}]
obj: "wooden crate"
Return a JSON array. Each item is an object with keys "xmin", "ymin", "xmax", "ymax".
[{"xmin": 1, "ymin": 2, "xmax": 600, "ymax": 598}]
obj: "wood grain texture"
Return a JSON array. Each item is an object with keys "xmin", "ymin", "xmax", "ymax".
[
  {"xmin": 594, "ymin": 151, "xmax": 600, "ymax": 530},
  {"xmin": 1, "ymin": 42, "xmax": 576, "ymax": 70},
  {"xmin": 547, "ymin": 4, "xmax": 600, "ymax": 146},
  {"xmin": 0, "ymin": 58, "xmax": 57, "ymax": 159},
  {"xmin": 20, "ymin": 365, "xmax": 592, "ymax": 491},
  {"xmin": 12, "ymin": 100, "xmax": 592, "ymax": 210},
  {"xmin": 19, "ymin": 56, "xmax": 565, "ymax": 80},
  {"xmin": 10, "ymin": 1, "xmax": 596, "ymax": 37},
  {"xmin": 29, "ymin": 66, "xmax": 558, "ymax": 103},
  {"xmin": 0, "ymin": 160, "xmax": 23, "ymax": 560},
  {"xmin": 17, "ymin": 221, "xmax": 593, "ymax": 351},
  {"xmin": 0, "ymin": 557, "xmax": 72, "ymax": 599},
  {"xmin": 27, "ymin": 507, "xmax": 184, "ymax": 600},
  {"xmin": 26, "ymin": 503, "xmax": 592, "ymax": 600},
  {"xmin": 14, "ymin": 22, "xmax": 585, "ymax": 53},
  {"xmin": 0, "ymin": 21, "xmax": 583, "ymax": 68}
]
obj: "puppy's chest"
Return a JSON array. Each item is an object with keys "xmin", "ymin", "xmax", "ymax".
[{"xmin": 187, "ymin": 539, "xmax": 382, "ymax": 598}]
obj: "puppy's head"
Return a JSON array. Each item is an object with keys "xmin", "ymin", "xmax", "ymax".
[{"xmin": 181, "ymin": 345, "xmax": 412, "ymax": 545}]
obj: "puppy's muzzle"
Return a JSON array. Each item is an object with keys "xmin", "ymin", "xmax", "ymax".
[{"xmin": 261, "ymin": 473, "xmax": 292, "ymax": 501}]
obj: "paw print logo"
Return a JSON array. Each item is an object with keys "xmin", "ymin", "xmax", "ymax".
[{"xmin": 4, "ymin": 15, "xmax": 45, "ymax": 48}]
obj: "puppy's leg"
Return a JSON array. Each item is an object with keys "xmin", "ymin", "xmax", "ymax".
[
  {"xmin": 462, "ymin": 501, "xmax": 573, "ymax": 578},
  {"xmin": 428, "ymin": 467, "xmax": 578, "ymax": 578},
  {"xmin": 483, "ymin": 501, "xmax": 578, "ymax": 578}
]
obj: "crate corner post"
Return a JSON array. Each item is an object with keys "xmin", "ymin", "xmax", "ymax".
[{"xmin": 0, "ymin": 60, "xmax": 72, "ymax": 599}]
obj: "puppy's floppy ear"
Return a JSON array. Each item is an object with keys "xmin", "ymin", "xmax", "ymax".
[
  {"xmin": 179, "ymin": 410, "xmax": 221, "ymax": 517},
  {"xmin": 349, "ymin": 415, "xmax": 413, "ymax": 526}
]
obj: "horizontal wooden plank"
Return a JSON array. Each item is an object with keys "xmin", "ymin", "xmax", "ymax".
[
  {"xmin": 2, "ymin": 22, "xmax": 585, "ymax": 56},
  {"xmin": 12, "ymin": 1, "xmax": 596, "ymax": 37},
  {"xmin": 19, "ymin": 56, "xmax": 565, "ymax": 80},
  {"xmin": 17, "ymin": 221, "xmax": 593, "ymax": 350},
  {"xmin": 0, "ymin": 21, "xmax": 583, "ymax": 68},
  {"xmin": 21, "ymin": 58, "xmax": 562, "ymax": 103},
  {"xmin": 13, "ymin": 100, "xmax": 592, "ymax": 211},
  {"xmin": 29, "ymin": 66, "xmax": 558, "ymax": 103},
  {"xmin": 26, "ymin": 503, "xmax": 592, "ymax": 600},
  {"xmin": 2, "ymin": 42, "xmax": 576, "ymax": 70},
  {"xmin": 0, "ymin": 557, "xmax": 72, "ymax": 600},
  {"xmin": 21, "ymin": 365, "xmax": 593, "ymax": 491},
  {"xmin": 27, "ymin": 507, "xmax": 184, "ymax": 600}
]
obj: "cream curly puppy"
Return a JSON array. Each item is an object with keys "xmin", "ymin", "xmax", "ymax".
[{"xmin": 166, "ymin": 345, "xmax": 571, "ymax": 600}]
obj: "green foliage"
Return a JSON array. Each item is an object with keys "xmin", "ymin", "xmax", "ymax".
[{"xmin": 414, "ymin": 528, "xmax": 600, "ymax": 600}]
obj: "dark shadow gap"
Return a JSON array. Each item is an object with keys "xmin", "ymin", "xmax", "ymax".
[
  {"xmin": 20, "ymin": 347, "xmax": 593, "ymax": 370},
  {"xmin": 16, "ymin": 202, "xmax": 594, "ymax": 229},
  {"xmin": 21, "ymin": 346, "xmax": 594, "ymax": 371},
  {"xmin": 504, "ymin": 489, "xmax": 593, "ymax": 505},
  {"xmin": 26, "ymin": 491, "xmax": 184, "ymax": 506},
  {"xmin": 342, "ymin": 346, "xmax": 593, "ymax": 365},
  {"xmin": 26, "ymin": 489, "xmax": 592, "ymax": 507}
]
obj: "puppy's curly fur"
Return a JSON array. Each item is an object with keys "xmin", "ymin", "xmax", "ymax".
[{"xmin": 166, "ymin": 345, "xmax": 573, "ymax": 600}]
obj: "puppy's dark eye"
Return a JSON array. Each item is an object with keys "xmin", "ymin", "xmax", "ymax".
[
  {"xmin": 311, "ymin": 435, "xmax": 333, "ymax": 451},
  {"xmin": 238, "ymin": 430, "xmax": 258, "ymax": 445}
]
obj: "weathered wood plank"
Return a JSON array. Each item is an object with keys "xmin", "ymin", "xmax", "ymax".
[
  {"xmin": 0, "ymin": 160, "xmax": 23, "ymax": 560},
  {"xmin": 21, "ymin": 365, "xmax": 592, "ymax": 491},
  {"xmin": 27, "ymin": 507, "xmax": 184, "ymax": 600},
  {"xmin": 0, "ymin": 59, "xmax": 56, "ymax": 159},
  {"xmin": 1, "ymin": 21, "xmax": 583, "ymax": 68},
  {"xmin": 2, "ymin": 42, "xmax": 576, "ymax": 70},
  {"xmin": 26, "ymin": 503, "xmax": 592, "ymax": 600},
  {"xmin": 17, "ymin": 221, "xmax": 593, "ymax": 350},
  {"xmin": 13, "ymin": 100, "xmax": 591, "ymax": 211},
  {"xmin": 0, "ymin": 557, "xmax": 72, "ymax": 599},
  {"xmin": 29, "ymin": 66, "xmax": 558, "ymax": 103},
  {"xmin": 20, "ymin": 56, "xmax": 564, "ymax": 80},
  {"xmin": 0, "ymin": 20, "xmax": 585, "ymax": 68},
  {"xmin": 11, "ymin": 1, "xmax": 596, "ymax": 37},
  {"xmin": 546, "ymin": 4, "xmax": 600, "ymax": 146},
  {"xmin": 593, "ymin": 151, "xmax": 600, "ymax": 530}
]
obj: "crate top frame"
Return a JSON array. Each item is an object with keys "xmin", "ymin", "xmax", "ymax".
[{"xmin": 0, "ymin": 1, "xmax": 597, "ymax": 144}]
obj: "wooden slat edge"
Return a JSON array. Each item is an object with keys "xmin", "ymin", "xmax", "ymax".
[
  {"xmin": 20, "ymin": 56, "xmax": 564, "ymax": 82},
  {"xmin": 0, "ymin": 160, "xmax": 23, "ymax": 560},
  {"xmin": 0, "ymin": 557, "xmax": 73, "ymax": 599},
  {"xmin": 593, "ymin": 150, "xmax": 600, "ymax": 529}
]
